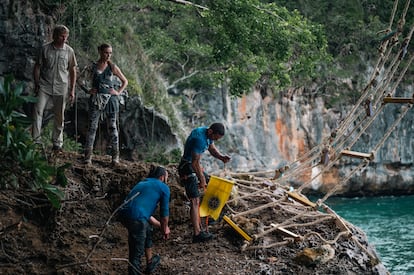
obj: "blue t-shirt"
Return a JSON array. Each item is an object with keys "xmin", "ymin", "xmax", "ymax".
[
  {"xmin": 122, "ymin": 177, "xmax": 170, "ymax": 221},
  {"xmin": 182, "ymin": 126, "xmax": 213, "ymax": 162}
]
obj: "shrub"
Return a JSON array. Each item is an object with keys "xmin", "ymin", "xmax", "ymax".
[{"xmin": 0, "ymin": 76, "xmax": 68, "ymax": 208}]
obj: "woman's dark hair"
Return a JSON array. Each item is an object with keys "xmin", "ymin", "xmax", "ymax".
[
  {"xmin": 97, "ymin": 43, "xmax": 113, "ymax": 68},
  {"xmin": 209, "ymin": 122, "xmax": 225, "ymax": 136},
  {"xmin": 148, "ymin": 166, "xmax": 166, "ymax": 179}
]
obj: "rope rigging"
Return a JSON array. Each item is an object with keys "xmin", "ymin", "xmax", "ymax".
[{"xmin": 218, "ymin": 0, "xmax": 414, "ymax": 263}]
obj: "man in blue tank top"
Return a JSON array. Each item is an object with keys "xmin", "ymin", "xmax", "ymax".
[
  {"xmin": 178, "ymin": 122, "xmax": 231, "ymax": 243},
  {"xmin": 120, "ymin": 166, "xmax": 170, "ymax": 274}
]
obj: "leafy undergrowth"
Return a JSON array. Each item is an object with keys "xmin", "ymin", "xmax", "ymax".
[{"xmin": 0, "ymin": 150, "xmax": 388, "ymax": 274}]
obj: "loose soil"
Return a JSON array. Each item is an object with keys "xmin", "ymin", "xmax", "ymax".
[{"xmin": 0, "ymin": 151, "xmax": 388, "ymax": 274}]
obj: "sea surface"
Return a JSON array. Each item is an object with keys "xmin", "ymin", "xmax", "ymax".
[{"xmin": 326, "ymin": 195, "xmax": 414, "ymax": 275}]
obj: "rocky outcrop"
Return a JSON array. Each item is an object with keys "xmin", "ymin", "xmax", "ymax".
[
  {"xmin": 65, "ymin": 94, "xmax": 181, "ymax": 160},
  {"xmin": 188, "ymin": 84, "xmax": 414, "ymax": 196},
  {"xmin": 0, "ymin": 151, "xmax": 390, "ymax": 274},
  {"xmin": 0, "ymin": 0, "xmax": 52, "ymax": 86}
]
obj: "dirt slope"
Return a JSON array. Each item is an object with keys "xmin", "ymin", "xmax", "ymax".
[{"xmin": 0, "ymin": 151, "xmax": 388, "ymax": 274}]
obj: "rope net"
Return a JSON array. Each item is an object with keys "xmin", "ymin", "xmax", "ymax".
[{"xmin": 216, "ymin": 0, "xmax": 414, "ymax": 264}]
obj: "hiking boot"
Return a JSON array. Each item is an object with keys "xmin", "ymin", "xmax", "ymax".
[
  {"xmin": 192, "ymin": 231, "xmax": 214, "ymax": 243},
  {"xmin": 145, "ymin": 254, "xmax": 160, "ymax": 274}
]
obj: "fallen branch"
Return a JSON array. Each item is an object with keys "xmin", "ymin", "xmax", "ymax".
[
  {"xmin": 85, "ymin": 192, "xmax": 140, "ymax": 262},
  {"xmin": 56, "ymin": 192, "xmax": 141, "ymax": 272}
]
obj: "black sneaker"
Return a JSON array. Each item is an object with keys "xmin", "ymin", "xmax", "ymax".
[
  {"xmin": 192, "ymin": 231, "xmax": 214, "ymax": 243},
  {"xmin": 145, "ymin": 254, "xmax": 160, "ymax": 274}
]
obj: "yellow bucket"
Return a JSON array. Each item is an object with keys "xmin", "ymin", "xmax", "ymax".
[{"xmin": 199, "ymin": 175, "xmax": 234, "ymax": 220}]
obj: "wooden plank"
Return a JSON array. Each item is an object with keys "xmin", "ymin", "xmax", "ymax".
[
  {"xmin": 322, "ymin": 204, "xmax": 351, "ymax": 233},
  {"xmin": 271, "ymin": 224, "xmax": 301, "ymax": 240},
  {"xmin": 383, "ymin": 97, "xmax": 414, "ymax": 104},
  {"xmin": 287, "ymin": 191, "xmax": 317, "ymax": 208},
  {"xmin": 223, "ymin": 215, "xmax": 252, "ymax": 241},
  {"xmin": 341, "ymin": 150, "xmax": 374, "ymax": 160}
]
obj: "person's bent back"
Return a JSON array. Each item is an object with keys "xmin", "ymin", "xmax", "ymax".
[{"xmin": 120, "ymin": 166, "xmax": 170, "ymax": 274}]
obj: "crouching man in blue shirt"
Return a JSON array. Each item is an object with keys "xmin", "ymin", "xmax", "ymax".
[{"xmin": 120, "ymin": 166, "xmax": 170, "ymax": 274}]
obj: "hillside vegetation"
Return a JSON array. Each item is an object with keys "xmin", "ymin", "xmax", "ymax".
[{"xmin": 57, "ymin": 0, "xmax": 413, "ymax": 105}]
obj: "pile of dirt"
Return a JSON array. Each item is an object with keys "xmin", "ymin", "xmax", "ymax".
[{"xmin": 0, "ymin": 151, "xmax": 389, "ymax": 274}]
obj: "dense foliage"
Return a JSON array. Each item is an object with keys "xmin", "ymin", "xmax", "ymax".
[
  {"xmin": 273, "ymin": 0, "xmax": 414, "ymax": 105},
  {"xmin": 61, "ymin": 0, "xmax": 330, "ymax": 97},
  {"xmin": 286, "ymin": 2, "xmax": 412, "ymax": 60},
  {"xmin": 57, "ymin": 0, "xmax": 413, "ymax": 102},
  {"xmin": 0, "ymin": 76, "xmax": 68, "ymax": 208}
]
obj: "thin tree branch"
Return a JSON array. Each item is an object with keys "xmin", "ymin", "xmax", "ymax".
[{"xmin": 165, "ymin": 0, "xmax": 209, "ymax": 10}]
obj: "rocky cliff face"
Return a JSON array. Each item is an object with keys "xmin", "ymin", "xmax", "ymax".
[
  {"xmin": 0, "ymin": 0, "xmax": 52, "ymax": 86},
  {"xmin": 190, "ymin": 84, "xmax": 414, "ymax": 197},
  {"xmin": 2, "ymin": 0, "xmax": 413, "ymax": 197}
]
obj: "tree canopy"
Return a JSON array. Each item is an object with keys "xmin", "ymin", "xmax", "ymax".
[
  {"xmin": 59, "ymin": 0, "xmax": 413, "ymax": 103},
  {"xmin": 62, "ymin": 0, "xmax": 330, "ymax": 97}
]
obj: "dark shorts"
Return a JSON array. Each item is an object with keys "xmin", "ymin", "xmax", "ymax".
[
  {"xmin": 178, "ymin": 159, "xmax": 211, "ymax": 199},
  {"xmin": 182, "ymin": 174, "xmax": 200, "ymax": 199}
]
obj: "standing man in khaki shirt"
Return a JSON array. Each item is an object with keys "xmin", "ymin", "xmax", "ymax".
[{"xmin": 32, "ymin": 24, "xmax": 77, "ymax": 152}]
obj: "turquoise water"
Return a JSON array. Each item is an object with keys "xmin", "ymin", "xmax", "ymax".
[{"xmin": 326, "ymin": 195, "xmax": 414, "ymax": 275}]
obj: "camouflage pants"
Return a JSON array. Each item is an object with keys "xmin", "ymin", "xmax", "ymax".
[{"xmin": 85, "ymin": 104, "xmax": 119, "ymax": 152}]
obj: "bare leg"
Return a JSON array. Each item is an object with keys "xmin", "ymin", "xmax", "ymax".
[
  {"xmin": 145, "ymin": 247, "xmax": 152, "ymax": 265},
  {"xmin": 190, "ymin": 197, "xmax": 201, "ymax": 235}
]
